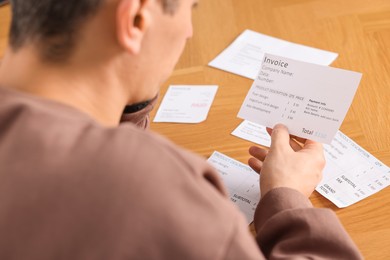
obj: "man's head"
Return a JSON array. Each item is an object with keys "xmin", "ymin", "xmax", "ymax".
[
  {"xmin": 5, "ymin": 0, "xmax": 198, "ymax": 107},
  {"xmin": 9, "ymin": 0, "xmax": 179, "ymax": 62}
]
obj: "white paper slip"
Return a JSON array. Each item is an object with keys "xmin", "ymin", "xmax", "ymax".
[
  {"xmin": 209, "ymin": 29, "xmax": 338, "ymax": 80},
  {"xmin": 231, "ymin": 120, "xmax": 271, "ymax": 147},
  {"xmin": 238, "ymin": 53, "xmax": 362, "ymax": 144},
  {"xmin": 153, "ymin": 85, "xmax": 218, "ymax": 123},
  {"xmin": 317, "ymin": 131, "xmax": 390, "ymax": 208},
  {"xmin": 207, "ymin": 151, "xmax": 260, "ymax": 224}
]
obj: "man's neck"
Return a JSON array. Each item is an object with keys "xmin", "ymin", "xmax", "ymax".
[{"xmin": 0, "ymin": 48, "xmax": 129, "ymax": 127}]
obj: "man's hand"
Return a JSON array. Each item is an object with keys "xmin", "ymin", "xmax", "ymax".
[{"xmin": 248, "ymin": 124, "xmax": 325, "ymax": 198}]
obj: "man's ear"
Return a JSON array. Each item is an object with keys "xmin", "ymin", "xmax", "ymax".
[{"xmin": 116, "ymin": 0, "xmax": 150, "ymax": 54}]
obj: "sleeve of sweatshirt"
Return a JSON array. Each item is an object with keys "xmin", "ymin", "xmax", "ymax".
[{"xmin": 251, "ymin": 187, "xmax": 363, "ymax": 259}]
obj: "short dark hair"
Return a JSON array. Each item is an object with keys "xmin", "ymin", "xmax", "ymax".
[{"xmin": 9, "ymin": 0, "xmax": 179, "ymax": 62}]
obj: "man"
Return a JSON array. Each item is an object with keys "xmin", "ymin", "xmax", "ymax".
[{"xmin": 0, "ymin": 0, "xmax": 362, "ymax": 259}]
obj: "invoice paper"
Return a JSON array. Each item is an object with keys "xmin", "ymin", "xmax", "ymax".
[
  {"xmin": 230, "ymin": 125, "xmax": 390, "ymax": 208},
  {"xmin": 238, "ymin": 53, "xmax": 362, "ymax": 144},
  {"xmin": 231, "ymin": 120, "xmax": 271, "ymax": 147},
  {"xmin": 153, "ymin": 85, "xmax": 218, "ymax": 123},
  {"xmin": 207, "ymin": 151, "xmax": 260, "ymax": 223},
  {"xmin": 317, "ymin": 131, "xmax": 390, "ymax": 208},
  {"xmin": 209, "ymin": 29, "xmax": 338, "ymax": 79}
]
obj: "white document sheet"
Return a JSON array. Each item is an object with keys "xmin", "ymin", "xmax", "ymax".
[
  {"xmin": 317, "ymin": 131, "xmax": 390, "ymax": 208},
  {"xmin": 238, "ymin": 53, "xmax": 362, "ymax": 144},
  {"xmin": 231, "ymin": 120, "xmax": 271, "ymax": 147},
  {"xmin": 230, "ymin": 126, "xmax": 390, "ymax": 208},
  {"xmin": 153, "ymin": 85, "xmax": 218, "ymax": 123},
  {"xmin": 207, "ymin": 151, "xmax": 260, "ymax": 223},
  {"xmin": 209, "ymin": 29, "xmax": 338, "ymax": 79}
]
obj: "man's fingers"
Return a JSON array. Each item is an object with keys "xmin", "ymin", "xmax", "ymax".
[
  {"xmin": 289, "ymin": 138, "xmax": 303, "ymax": 151},
  {"xmin": 248, "ymin": 157, "xmax": 262, "ymax": 173},
  {"xmin": 248, "ymin": 146, "xmax": 267, "ymax": 174},
  {"xmin": 268, "ymin": 124, "xmax": 320, "ymax": 154},
  {"xmin": 249, "ymin": 146, "xmax": 268, "ymax": 161},
  {"xmin": 266, "ymin": 127, "xmax": 273, "ymax": 136},
  {"xmin": 270, "ymin": 124, "xmax": 291, "ymax": 151},
  {"xmin": 291, "ymin": 135, "xmax": 306, "ymax": 144},
  {"xmin": 303, "ymin": 139, "xmax": 323, "ymax": 152}
]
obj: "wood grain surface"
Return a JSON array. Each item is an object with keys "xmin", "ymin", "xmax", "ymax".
[{"xmin": 1, "ymin": 1, "xmax": 389, "ymax": 259}]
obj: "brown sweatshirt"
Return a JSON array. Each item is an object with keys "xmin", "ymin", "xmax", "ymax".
[{"xmin": 0, "ymin": 86, "xmax": 362, "ymax": 259}]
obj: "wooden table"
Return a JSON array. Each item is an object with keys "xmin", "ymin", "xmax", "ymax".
[{"xmin": 1, "ymin": 1, "xmax": 390, "ymax": 259}]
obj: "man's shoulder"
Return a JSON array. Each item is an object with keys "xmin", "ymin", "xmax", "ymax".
[
  {"xmin": 0, "ymin": 88, "xmax": 246, "ymax": 259},
  {"xmin": 4, "ymin": 86, "xmax": 214, "ymax": 182},
  {"xmin": 80, "ymin": 123, "xmax": 206, "ymax": 176},
  {"xmin": 0, "ymin": 87, "xmax": 206, "ymax": 182}
]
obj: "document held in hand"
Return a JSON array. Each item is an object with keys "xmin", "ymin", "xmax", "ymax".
[{"xmin": 238, "ymin": 53, "xmax": 362, "ymax": 143}]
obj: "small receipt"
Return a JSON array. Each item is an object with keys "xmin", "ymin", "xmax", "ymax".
[
  {"xmin": 154, "ymin": 85, "xmax": 218, "ymax": 123},
  {"xmin": 238, "ymin": 53, "xmax": 362, "ymax": 143},
  {"xmin": 207, "ymin": 151, "xmax": 260, "ymax": 223}
]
